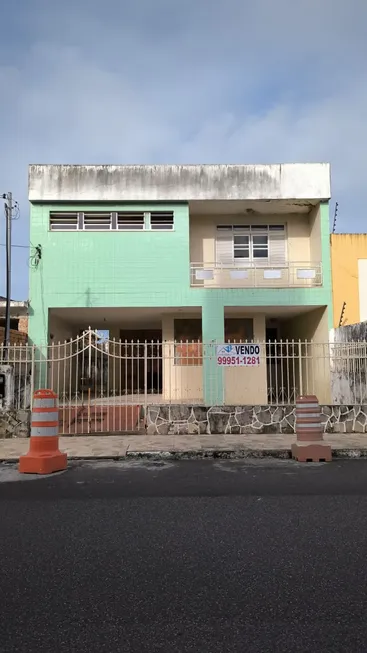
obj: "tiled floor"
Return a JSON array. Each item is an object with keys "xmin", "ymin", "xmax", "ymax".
[{"xmin": 0, "ymin": 433, "xmax": 367, "ymax": 460}]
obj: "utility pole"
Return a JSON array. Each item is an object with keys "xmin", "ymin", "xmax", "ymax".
[{"xmin": 2, "ymin": 192, "xmax": 12, "ymax": 349}]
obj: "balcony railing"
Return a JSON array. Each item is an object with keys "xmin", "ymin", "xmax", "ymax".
[{"xmin": 190, "ymin": 261, "xmax": 323, "ymax": 288}]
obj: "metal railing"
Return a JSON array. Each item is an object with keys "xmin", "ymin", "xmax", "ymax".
[
  {"xmin": 190, "ymin": 261, "xmax": 323, "ymax": 288},
  {"xmin": 1, "ymin": 334, "xmax": 367, "ymax": 433}
]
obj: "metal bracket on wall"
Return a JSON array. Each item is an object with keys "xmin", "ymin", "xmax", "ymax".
[{"xmin": 339, "ymin": 301, "xmax": 346, "ymax": 327}]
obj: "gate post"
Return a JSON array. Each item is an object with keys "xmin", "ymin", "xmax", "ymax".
[
  {"xmin": 291, "ymin": 394, "xmax": 332, "ymax": 462},
  {"xmin": 202, "ymin": 303, "xmax": 225, "ymax": 405},
  {"xmin": 144, "ymin": 340, "xmax": 148, "ymax": 417}
]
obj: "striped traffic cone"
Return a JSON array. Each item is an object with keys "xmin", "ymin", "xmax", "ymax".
[
  {"xmin": 291, "ymin": 395, "xmax": 332, "ymax": 463},
  {"xmin": 19, "ymin": 389, "xmax": 67, "ymax": 474}
]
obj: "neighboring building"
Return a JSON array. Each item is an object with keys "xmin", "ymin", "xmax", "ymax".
[
  {"xmin": 0, "ymin": 297, "xmax": 28, "ymax": 345},
  {"xmin": 330, "ymin": 234, "xmax": 367, "ymax": 328},
  {"xmin": 330, "ymin": 321, "xmax": 367, "ymax": 405},
  {"xmin": 28, "ymin": 163, "xmax": 332, "ymax": 405}
]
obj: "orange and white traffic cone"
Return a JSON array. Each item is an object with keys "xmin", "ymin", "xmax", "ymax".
[{"xmin": 19, "ymin": 389, "xmax": 67, "ymax": 474}]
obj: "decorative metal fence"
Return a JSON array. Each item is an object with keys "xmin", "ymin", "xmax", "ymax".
[{"xmin": 1, "ymin": 330, "xmax": 367, "ymax": 433}]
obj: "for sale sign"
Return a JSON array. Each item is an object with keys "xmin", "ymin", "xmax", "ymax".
[{"xmin": 216, "ymin": 343, "xmax": 261, "ymax": 366}]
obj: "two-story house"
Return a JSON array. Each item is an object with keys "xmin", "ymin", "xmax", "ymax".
[{"xmin": 28, "ymin": 163, "xmax": 332, "ymax": 411}]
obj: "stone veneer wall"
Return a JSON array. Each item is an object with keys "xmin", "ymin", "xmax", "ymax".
[
  {"xmin": 2, "ymin": 404, "xmax": 366, "ymax": 438},
  {"xmin": 0, "ymin": 409, "xmax": 30, "ymax": 438},
  {"xmin": 145, "ymin": 405, "xmax": 367, "ymax": 435}
]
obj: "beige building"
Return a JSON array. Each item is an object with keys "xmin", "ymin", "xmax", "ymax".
[{"xmin": 331, "ymin": 234, "xmax": 367, "ymax": 327}]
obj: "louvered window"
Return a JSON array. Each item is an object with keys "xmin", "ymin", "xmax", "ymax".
[
  {"xmin": 83, "ymin": 212, "xmax": 112, "ymax": 230},
  {"xmin": 216, "ymin": 225, "xmax": 286, "ymax": 265},
  {"xmin": 49, "ymin": 212, "xmax": 78, "ymax": 230},
  {"xmin": 268, "ymin": 225, "xmax": 286, "ymax": 264},
  {"xmin": 150, "ymin": 211, "xmax": 174, "ymax": 230},
  {"xmin": 117, "ymin": 212, "xmax": 145, "ymax": 230},
  {"xmin": 216, "ymin": 226, "xmax": 234, "ymax": 266}
]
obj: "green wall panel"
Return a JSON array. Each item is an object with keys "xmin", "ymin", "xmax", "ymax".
[{"xmin": 29, "ymin": 201, "xmax": 333, "ymax": 350}]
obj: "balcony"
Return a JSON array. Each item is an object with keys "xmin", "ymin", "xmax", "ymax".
[{"xmin": 190, "ymin": 261, "xmax": 323, "ymax": 289}]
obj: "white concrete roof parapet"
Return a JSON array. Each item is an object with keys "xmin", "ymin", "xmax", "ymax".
[{"xmin": 29, "ymin": 163, "xmax": 331, "ymax": 202}]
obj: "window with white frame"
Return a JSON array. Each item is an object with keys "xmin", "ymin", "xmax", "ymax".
[
  {"xmin": 49, "ymin": 212, "xmax": 79, "ymax": 230},
  {"xmin": 150, "ymin": 211, "xmax": 174, "ymax": 230},
  {"xmin": 216, "ymin": 224, "xmax": 286, "ymax": 266},
  {"xmin": 117, "ymin": 212, "xmax": 145, "ymax": 230},
  {"xmin": 83, "ymin": 212, "xmax": 112, "ymax": 230}
]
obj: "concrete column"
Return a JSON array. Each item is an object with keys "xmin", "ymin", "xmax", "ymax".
[
  {"xmin": 27, "ymin": 308, "xmax": 49, "ymax": 391},
  {"xmin": 202, "ymin": 302, "xmax": 224, "ymax": 405},
  {"xmin": 319, "ymin": 201, "xmax": 333, "ymax": 331},
  {"xmin": 18, "ymin": 317, "xmax": 28, "ymax": 336},
  {"xmin": 161, "ymin": 316, "xmax": 174, "ymax": 401},
  {"xmin": 28, "ymin": 306, "xmax": 48, "ymax": 347},
  {"xmin": 108, "ymin": 326, "xmax": 120, "ymax": 394}
]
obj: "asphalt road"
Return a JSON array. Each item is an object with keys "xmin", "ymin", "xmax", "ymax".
[{"xmin": 1, "ymin": 458, "xmax": 367, "ymax": 653}]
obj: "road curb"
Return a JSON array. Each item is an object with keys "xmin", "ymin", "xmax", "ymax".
[
  {"xmin": 125, "ymin": 448, "xmax": 367, "ymax": 460},
  {"xmin": 125, "ymin": 449, "xmax": 292, "ymax": 460},
  {"xmin": 1, "ymin": 448, "xmax": 367, "ymax": 464},
  {"xmin": 332, "ymin": 449, "xmax": 367, "ymax": 459}
]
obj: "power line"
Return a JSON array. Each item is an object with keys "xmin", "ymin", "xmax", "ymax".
[
  {"xmin": 29, "ymin": 245, "xmax": 42, "ymax": 269},
  {"xmin": 0, "ymin": 243, "xmax": 29, "ymax": 249},
  {"xmin": 0, "ymin": 241, "xmax": 42, "ymax": 269},
  {"xmin": 1, "ymin": 192, "xmax": 12, "ymax": 349}
]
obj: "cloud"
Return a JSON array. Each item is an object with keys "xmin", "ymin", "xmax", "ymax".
[{"xmin": 0, "ymin": 0, "xmax": 366, "ymax": 296}]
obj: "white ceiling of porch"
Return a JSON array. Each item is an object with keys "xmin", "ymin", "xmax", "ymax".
[
  {"xmin": 189, "ymin": 199, "xmax": 315, "ymax": 215},
  {"xmin": 49, "ymin": 304, "xmax": 322, "ymax": 329}
]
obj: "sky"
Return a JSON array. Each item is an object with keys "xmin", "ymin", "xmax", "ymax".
[{"xmin": 0, "ymin": 0, "xmax": 366, "ymax": 299}]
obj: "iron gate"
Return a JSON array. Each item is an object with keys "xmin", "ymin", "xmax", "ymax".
[{"xmin": 41, "ymin": 329, "xmax": 161, "ymax": 434}]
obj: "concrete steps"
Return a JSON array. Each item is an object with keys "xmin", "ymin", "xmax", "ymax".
[{"xmin": 59, "ymin": 404, "xmax": 142, "ymax": 434}]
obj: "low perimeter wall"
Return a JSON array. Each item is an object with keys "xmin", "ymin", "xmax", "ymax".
[
  {"xmin": 146, "ymin": 405, "xmax": 367, "ymax": 435},
  {"xmin": 1, "ymin": 404, "xmax": 367, "ymax": 438}
]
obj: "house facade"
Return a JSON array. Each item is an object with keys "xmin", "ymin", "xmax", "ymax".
[{"xmin": 28, "ymin": 163, "xmax": 333, "ymax": 407}]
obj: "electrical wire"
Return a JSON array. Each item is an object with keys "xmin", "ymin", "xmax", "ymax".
[
  {"xmin": 0, "ymin": 241, "xmax": 42, "ymax": 265},
  {"xmin": 29, "ymin": 244, "xmax": 42, "ymax": 269},
  {"xmin": 0, "ymin": 243, "xmax": 30, "ymax": 248},
  {"xmin": 3, "ymin": 201, "xmax": 20, "ymax": 221},
  {"xmin": 11, "ymin": 202, "xmax": 20, "ymax": 220}
]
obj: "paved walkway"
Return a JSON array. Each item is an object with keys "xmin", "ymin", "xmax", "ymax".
[{"xmin": 1, "ymin": 433, "xmax": 367, "ymax": 460}]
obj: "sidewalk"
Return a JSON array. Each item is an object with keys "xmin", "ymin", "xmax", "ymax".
[{"xmin": 1, "ymin": 433, "xmax": 367, "ymax": 461}]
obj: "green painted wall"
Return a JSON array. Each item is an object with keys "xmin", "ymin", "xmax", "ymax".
[
  {"xmin": 29, "ymin": 201, "xmax": 333, "ymax": 403},
  {"xmin": 319, "ymin": 201, "xmax": 333, "ymax": 330}
]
